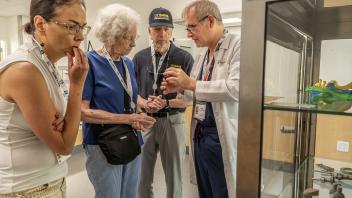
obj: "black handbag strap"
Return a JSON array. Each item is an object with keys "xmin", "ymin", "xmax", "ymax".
[
  {"xmin": 121, "ymin": 60, "xmax": 132, "ymax": 113},
  {"xmin": 87, "ymin": 40, "xmax": 93, "ymax": 51}
]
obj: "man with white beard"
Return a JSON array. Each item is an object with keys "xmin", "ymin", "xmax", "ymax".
[{"xmin": 133, "ymin": 7, "xmax": 194, "ymax": 198}]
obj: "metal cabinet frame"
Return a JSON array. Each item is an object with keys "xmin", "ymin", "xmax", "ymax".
[{"xmin": 237, "ymin": 0, "xmax": 352, "ymax": 197}]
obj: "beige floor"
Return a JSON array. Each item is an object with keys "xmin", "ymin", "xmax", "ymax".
[{"xmin": 66, "ymin": 146, "xmax": 198, "ymax": 198}]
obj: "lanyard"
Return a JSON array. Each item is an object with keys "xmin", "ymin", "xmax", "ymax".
[
  {"xmin": 150, "ymin": 43, "xmax": 170, "ymax": 95},
  {"xmin": 32, "ymin": 37, "xmax": 71, "ymax": 164},
  {"xmin": 202, "ymin": 54, "xmax": 215, "ymax": 81},
  {"xmin": 201, "ymin": 30, "xmax": 229, "ymax": 81},
  {"xmin": 101, "ymin": 46, "xmax": 135, "ymax": 109},
  {"xmin": 31, "ymin": 37, "xmax": 68, "ymax": 99}
]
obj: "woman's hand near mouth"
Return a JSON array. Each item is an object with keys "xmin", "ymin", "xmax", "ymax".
[{"xmin": 66, "ymin": 47, "xmax": 89, "ymax": 88}]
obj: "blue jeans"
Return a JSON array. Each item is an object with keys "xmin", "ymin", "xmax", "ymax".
[{"xmin": 84, "ymin": 145, "xmax": 141, "ymax": 198}]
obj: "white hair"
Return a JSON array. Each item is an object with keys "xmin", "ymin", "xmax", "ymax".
[{"xmin": 93, "ymin": 3, "xmax": 140, "ymax": 45}]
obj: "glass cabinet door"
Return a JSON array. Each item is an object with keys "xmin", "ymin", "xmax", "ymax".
[{"xmin": 260, "ymin": 1, "xmax": 352, "ymax": 198}]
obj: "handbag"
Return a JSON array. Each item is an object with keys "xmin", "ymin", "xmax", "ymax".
[
  {"xmin": 91, "ymin": 60, "xmax": 140, "ymax": 165},
  {"xmin": 91, "ymin": 123, "xmax": 140, "ymax": 165}
]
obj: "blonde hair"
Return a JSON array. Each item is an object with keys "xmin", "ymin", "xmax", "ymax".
[{"xmin": 182, "ymin": 0, "xmax": 222, "ymax": 24}]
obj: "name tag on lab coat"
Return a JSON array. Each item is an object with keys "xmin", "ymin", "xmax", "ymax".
[{"xmin": 194, "ymin": 101, "xmax": 206, "ymax": 121}]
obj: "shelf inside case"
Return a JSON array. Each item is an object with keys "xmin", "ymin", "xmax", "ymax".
[
  {"xmin": 263, "ymin": 96, "xmax": 352, "ymax": 116},
  {"xmin": 264, "ymin": 103, "xmax": 352, "ymax": 116},
  {"xmin": 262, "ymin": 156, "xmax": 352, "ymax": 198},
  {"xmin": 261, "ymin": 156, "xmax": 311, "ymax": 198}
]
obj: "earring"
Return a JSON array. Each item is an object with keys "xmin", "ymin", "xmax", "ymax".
[{"xmin": 34, "ymin": 32, "xmax": 45, "ymax": 47}]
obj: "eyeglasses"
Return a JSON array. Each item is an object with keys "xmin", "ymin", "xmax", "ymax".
[
  {"xmin": 51, "ymin": 20, "xmax": 91, "ymax": 36},
  {"xmin": 185, "ymin": 15, "xmax": 209, "ymax": 33},
  {"xmin": 123, "ymin": 34, "xmax": 140, "ymax": 44}
]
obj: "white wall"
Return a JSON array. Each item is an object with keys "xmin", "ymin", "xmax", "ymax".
[
  {"xmin": 264, "ymin": 41, "xmax": 300, "ymax": 103},
  {"xmin": 8, "ymin": 16, "xmax": 20, "ymax": 54},
  {"xmin": 227, "ymin": 26, "xmax": 241, "ymax": 35},
  {"xmin": 0, "ymin": 17, "xmax": 10, "ymax": 58},
  {"xmin": 166, "ymin": 0, "xmax": 241, "ymax": 19},
  {"xmin": 0, "ymin": 0, "xmax": 242, "ymax": 59},
  {"xmin": 0, "ymin": 17, "xmax": 8, "ymax": 40},
  {"xmin": 0, "ymin": 17, "xmax": 8, "ymax": 61},
  {"xmin": 22, "ymin": 15, "xmax": 30, "ymax": 43},
  {"xmin": 0, "ymin": 15, "xmax": 29, "ymax": 55},
  {"xmin": 262, "ymin": 39, "xmax": 352, "ymax": 104},
  {"xmin": 319, "ymin": 39, "xmax": 352, "ymax": 85},
  {"xmin": 85, "ymin": 0, "xmax": 242, "ymax": 57}
]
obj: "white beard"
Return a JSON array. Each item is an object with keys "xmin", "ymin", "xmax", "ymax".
[{"xmin": 153, "ymin": 41, "xmax": 169, "ymax": 54}]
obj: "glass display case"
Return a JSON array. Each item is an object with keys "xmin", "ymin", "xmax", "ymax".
[{"xmin": 237, "ymin": 0, "xmax": 352, "ymax": 197}]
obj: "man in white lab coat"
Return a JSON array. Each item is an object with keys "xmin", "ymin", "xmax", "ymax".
[{"xmin": 162, "ymin": 1, "xmax": 240, "ymax": 198}]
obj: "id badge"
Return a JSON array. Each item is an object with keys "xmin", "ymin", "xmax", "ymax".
[
  {"xmin": 55, "ymin": 153, "xmax": 71, "ymax": 165},
  {"xmin": 194, "ymin": 101, "xmax": 206, "ymax": 121}
]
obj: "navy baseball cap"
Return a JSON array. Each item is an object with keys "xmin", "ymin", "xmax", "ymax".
[{"xmin": 149, "ymin": 7, "xmax": 174, "ymax": 28}]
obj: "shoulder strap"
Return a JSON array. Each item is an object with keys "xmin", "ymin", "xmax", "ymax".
[
  {"xmin": 121, "ymin": 60, "xmax": 132, "ymax": 113},
  {"xmin": 87, "ymin": 40, "xmax": 93, "ymax": 52}
]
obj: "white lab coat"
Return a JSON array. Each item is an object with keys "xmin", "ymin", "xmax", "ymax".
[{"xmin": 181, "ymin": 33, "xmax": 240, "ymax": 198}]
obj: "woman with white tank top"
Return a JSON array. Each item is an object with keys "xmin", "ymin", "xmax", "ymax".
[{"xmin": 0, "ymin": 0, "xmax": 89, "ymax": 197}]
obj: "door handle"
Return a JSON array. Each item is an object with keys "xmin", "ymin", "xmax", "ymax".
[{"xmin": 280, "ymin": 126, "xmax": 296, "ymax": 133}]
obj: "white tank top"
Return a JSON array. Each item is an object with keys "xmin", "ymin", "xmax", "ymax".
[{"xmin": 0, "ymin": 41, "xmax": 68, "ymax": 193}]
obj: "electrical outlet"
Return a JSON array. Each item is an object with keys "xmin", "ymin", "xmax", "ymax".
[{"xmin": 337, "ymin": 141, "xmax": 349, "ymax": 152}]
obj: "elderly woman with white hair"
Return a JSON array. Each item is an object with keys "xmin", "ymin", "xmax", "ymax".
[{"xmin": 80, "ymin": 3, "xmax": 156, "ymax": 198}]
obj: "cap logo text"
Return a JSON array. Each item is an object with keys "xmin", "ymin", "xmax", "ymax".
[{"xmin": 154, "ymin": 13, "xmax": 170, "ymax": 21}]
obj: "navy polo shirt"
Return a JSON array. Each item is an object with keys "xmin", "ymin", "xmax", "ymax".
[
  {"xmin": 82, "ymin": 51, "xmax": 140, "ymax": 145},
  {"xmin": 133, "ymin": 42, "xmax": 194, "ymax": 112}
]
